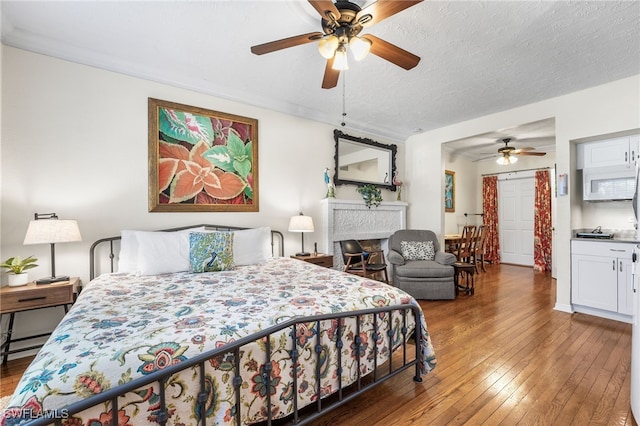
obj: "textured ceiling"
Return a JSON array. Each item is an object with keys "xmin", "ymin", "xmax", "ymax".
[{"xmin": 1, "ymin": 1, "xmax": 639, "ymax": 151}]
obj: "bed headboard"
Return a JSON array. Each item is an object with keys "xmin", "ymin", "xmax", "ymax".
[{"xmin": 89, "ymin": 224, "xmax": 284, "ymax": 280}]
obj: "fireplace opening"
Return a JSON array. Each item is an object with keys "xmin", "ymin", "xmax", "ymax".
[{"xmin": 358, "ymin": 239, "xmax": 385, "ymax": 282}]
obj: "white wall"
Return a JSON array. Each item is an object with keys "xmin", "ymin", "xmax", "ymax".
[
  {"xmin": 579, "ymin": 200, "xmax": 636, "ymax": 230},
  {"xmin": 0, "ymin": 45, "xmax": 405, "ymax": 279},
  {"xmin": 406, "ymin": 75, "xmax": 640, "ymax": 314},
  {"xmin": 441, "ymin": 154, "xmax": 479, "ymax": 234},
  {"xmin": 0, "ymin": 46, "xmax": 405, "ymax": 356}
]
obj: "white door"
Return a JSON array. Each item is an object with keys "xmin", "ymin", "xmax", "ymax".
[{"xmin": 499, "ymin": 177, "xmax": 535, "ymax": 265}]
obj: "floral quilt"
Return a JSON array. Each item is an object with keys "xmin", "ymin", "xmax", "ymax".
[{"xmin": 1, "ymin": 258, "xmax": 436, "ymax": 425}]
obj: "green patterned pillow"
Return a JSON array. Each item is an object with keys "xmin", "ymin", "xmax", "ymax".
[{"xmin": 189, "ymin": 232, "xmax": 235, "ymax": 273}]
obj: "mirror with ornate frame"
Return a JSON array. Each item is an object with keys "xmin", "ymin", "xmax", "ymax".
[{"xmin": 333, "ymin": 130, "xmax": 397, "ymax": 190}]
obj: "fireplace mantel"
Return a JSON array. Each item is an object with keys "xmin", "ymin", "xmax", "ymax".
[{"xmin": 321, "ymin": 198, "xmax": 407, "ymax": 268}]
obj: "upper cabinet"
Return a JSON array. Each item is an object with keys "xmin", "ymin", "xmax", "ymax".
[{"xmin": 577, "ymin": 134, "xmax": 639, "ymax": 169}]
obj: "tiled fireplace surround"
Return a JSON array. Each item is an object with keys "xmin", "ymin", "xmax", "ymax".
[{"xmin": 321, "ymin": 198, "xmax": 408, "ymax": 270}]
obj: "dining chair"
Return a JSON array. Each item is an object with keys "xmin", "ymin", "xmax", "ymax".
[
  {"xmin": 473, "ymin": 224, "xmax": 488, "ymax": 273},
  {"xmin": 455, "ymin": 225, "xmax": 476, "ymax": 263},
  {"xmin": 340, "ymin": 239, "xmax": 389, "ymax": 283}
]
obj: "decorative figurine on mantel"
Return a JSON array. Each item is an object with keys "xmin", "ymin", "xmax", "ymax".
[
  {"xmin": 324, "ymin": 167, "xmax": 335, "ymax": 198},
  {"xmin": 393, "ymin": 171, "xmax": 404, "ymax": 201}
]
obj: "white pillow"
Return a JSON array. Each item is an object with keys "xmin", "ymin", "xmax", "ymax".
[
  {"xmin": 233, "ymin": 227, "xmax": 272, "ymax": 265},
  {"xmin": 118, "ymin": 230, "xmax": 140, "ymax": 273},
  {"xmin": 136, "ymin": 231, "xmax": 191, "ymax": 275},
  {"xmin": 118, "ymin": 227, "xmax": 205, "ymax": 274}
]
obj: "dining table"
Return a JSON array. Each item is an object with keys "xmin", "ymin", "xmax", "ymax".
[{"xmin": 444, "ymin": 234, "xmax": 462, "ymax": 254}]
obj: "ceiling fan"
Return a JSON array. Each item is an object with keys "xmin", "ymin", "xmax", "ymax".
[
  {"xmin": 496, "ymin": 138, "xmax": 547, "ymax": 165},
  {"xmin": 250, "ymin": 0, "xmax": 423, "ymax": 89}
]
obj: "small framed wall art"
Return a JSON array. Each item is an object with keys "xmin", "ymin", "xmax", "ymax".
[{"xmin": 445, "ymin": 170, "xmax": 455, "ymax": 212}]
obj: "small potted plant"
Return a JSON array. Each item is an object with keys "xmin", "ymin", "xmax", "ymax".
[
  {"xmin": 357, "ymin": 184, "xmax": 383, "ymax": 208},
  {"xmin": 1, "ymin": 256, "xmax": 38, "ymax": 287}
]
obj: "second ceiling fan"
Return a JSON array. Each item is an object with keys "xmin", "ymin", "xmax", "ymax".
[
  {"xmin": 496, "ymin": 138, "xmax": 547, "ymax": 165},
  {"xmin": 250, "ymin": 0, "xmax": 423, "ymax": 89}
]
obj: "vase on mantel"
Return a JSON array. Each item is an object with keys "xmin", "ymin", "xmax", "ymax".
[{"xmin": 8, "ymin": 272, "xmax": 29, "ymax": 287}]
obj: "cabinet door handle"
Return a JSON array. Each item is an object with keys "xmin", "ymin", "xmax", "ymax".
[
  {"xmin": 613, "ymin": 260, "xmax": 616, "ymax": 270},
  {"xmin": 620, "ymin": 261, "xmax": 623, "ymax": 272},
  {"xmin": 625, "ymin": 152, "xmax": 628, "ymax": 162}
]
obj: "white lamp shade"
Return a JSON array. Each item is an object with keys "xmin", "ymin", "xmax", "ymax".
[
  {"xmin": 496, "ymin": 155, "xmax": 518, "ymax": 165},
  {"xmin": 318, "ymin": 35, "xmax": 339, "ymax": 59},
  {"xmin": 349, "ymin": 36, "xmax": 371, "ymax": 61},
  {"xmin": 331, "ymin": 45, "xmax": 349, "ymax": 70},
  {"xmin": 288, "ymin": 215, "xmax": 314, "ymax": 233},
  {"xmin": 23, "ymin": 219, "xmax": 82, "ymax": 245}
]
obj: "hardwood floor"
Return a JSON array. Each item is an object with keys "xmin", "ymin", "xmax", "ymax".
[
  {"xmin": 0, "ymin": 264, "xmax": 637, "ymax": 425},
  {"xmin": 309, "ymin": 264, "xmax": 637, "ymax": 425}
]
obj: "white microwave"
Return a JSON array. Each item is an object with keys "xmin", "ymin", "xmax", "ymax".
[{"xmin": 583, "ymin": 166, "xmax": 636, "ymax": 201}]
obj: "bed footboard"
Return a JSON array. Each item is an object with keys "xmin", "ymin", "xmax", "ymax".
[{"xmin": 24, "ymin": 305, "xmax": 423, "ymax": 426}]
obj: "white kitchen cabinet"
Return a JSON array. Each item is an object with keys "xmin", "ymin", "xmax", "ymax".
[
  {"xmin": 581, "ymin": 135, "xmax": 639, "ymax": 169},
  {"xmin": 571, "ymin": 240, "xmax": 633, "ymax": 322},
  {"xmin": 619, "ymin": 257, "xmax": 634, "ymax": 315}
]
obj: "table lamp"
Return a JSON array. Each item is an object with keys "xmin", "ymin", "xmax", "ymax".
[
  {"xmin": 288, "ymin": 213, "xmax": 314, "ymax": 256},
  {"xmin": 23, "ymin": 213, "xmax": 82, "ymax": 284}
]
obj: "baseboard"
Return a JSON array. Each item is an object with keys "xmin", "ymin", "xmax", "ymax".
[{"xmin": 553, "ymin": 303, "xmax": 574, "ymax": 314}]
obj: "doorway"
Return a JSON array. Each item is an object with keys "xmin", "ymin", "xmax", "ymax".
[{"xmin": 498, "ymin": 174, "xmax": 535, "ymax": 266}]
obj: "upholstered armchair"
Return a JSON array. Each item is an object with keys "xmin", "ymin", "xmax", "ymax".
[{"xmin": 387, "ymin": 229, "xmax": 457, "ymax": 300}]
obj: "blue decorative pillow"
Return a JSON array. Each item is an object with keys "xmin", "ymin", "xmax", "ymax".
[{"xmin": 189, "ymin": 232, "xmax": 235, "ymax": 273}]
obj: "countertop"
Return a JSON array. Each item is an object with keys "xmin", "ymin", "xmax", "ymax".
[{"xmin": 572, "ymin": 228, "xmax": 640, "ymax": 244}]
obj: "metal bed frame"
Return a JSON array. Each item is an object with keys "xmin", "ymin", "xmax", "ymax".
[{"xmin": 25, "ymin": 224, "xmax": 423, "ymax": 426}]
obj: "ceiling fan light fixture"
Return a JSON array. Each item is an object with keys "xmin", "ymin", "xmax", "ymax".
[
  {"xmin": 496, "ymin": 154, "xmax": 518, "ymax": 165},
  {"xmin": 332, "ymin": 44, "xmax": 349, "ymax": 70},
  {"xmin": 318, "ymin": 35, "xmax": 339, "ymax": 59},
  {"xmin": 349, "ymin": 36, "xmax": 371, "ymax": 61}
]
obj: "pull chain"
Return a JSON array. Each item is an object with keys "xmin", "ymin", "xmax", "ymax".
[{"xmin": 341, "ymin": 73, "xmax": 347, "ymax": 127}]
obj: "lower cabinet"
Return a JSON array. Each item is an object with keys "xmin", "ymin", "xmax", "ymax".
[{"xmin": 571, "ymin": 240, "xmax": 634, "ymax": 322}]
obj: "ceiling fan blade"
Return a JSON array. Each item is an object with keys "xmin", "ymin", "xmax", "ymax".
[
  {"xmin": 356, "ymin": 0, "xmax": 423, "ymax": 27},
  {"xmin": 308, "ymin": 0, "xmax": 341, "ymax": 21},
  {"xmin": 516, "ymin": 151, "xmax": 547, "ymax": 156},
  {"xmin": 322, "ymin": 57, "xmax": 340, "ymax": 89},
  {"xmin": 362, "ymin": 35, "xmax": 420, "ymax": 70},
  {"xmin": 250, "ymin": 32, "xmax": 323, "ymax": 55},
  {"xmin": 473, "ymin": 154, "xmax": 499, "ymax": 162}
]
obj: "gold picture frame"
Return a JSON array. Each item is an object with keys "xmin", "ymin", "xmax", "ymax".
[
  {"xmin": 445, "ymin": 170, "xmax": 455, "ymax": 212},
  {"xmin": 148, "ymin": 98, "xmax": 258, "ymax": 212}
]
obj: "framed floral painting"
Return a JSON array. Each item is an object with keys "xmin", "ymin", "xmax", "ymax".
[
  {"xmin": 148, "ymin": 98, "xmax": 258, "ymax": 212},
  {"xmin": 445, "ymin": 170, "xmax": 455, "ymax": 212}
]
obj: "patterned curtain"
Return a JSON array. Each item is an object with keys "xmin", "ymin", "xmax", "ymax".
[
  {"xmin": 482, "ymin": 176, "xmax": 500, "ymax": 263},
  {"xmin": 534, "ymin": 170, "xmax": 552, "ymax": 272}
]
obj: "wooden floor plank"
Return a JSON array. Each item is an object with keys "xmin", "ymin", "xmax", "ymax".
[{"xmin": 0, "ymin": 264, "xmax": 637, "ymax": 425}]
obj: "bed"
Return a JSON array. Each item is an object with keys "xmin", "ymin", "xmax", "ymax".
[{"xmin": 0, "ymin": 225, "xmax": 436, "ymax": 426}]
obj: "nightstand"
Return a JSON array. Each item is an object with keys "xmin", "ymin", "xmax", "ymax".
[
  {"xmin": 0, "ymin": 277, "xmax": 80, "ymax": 364},
  {"xmin": 291, "ymin": 253, "xmax": 334, "ymax": 268}
]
